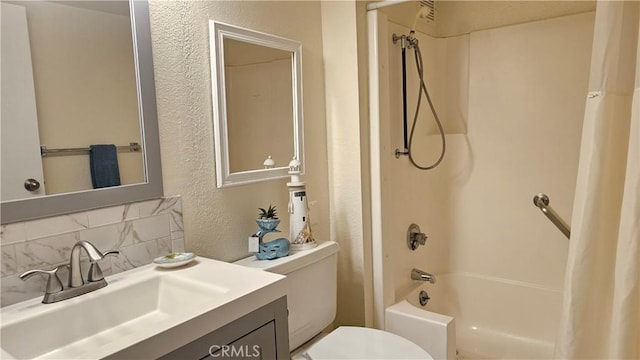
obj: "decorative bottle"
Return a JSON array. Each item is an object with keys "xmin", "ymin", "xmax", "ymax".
[{"xmin": 287, "ymin": 158, "xmax": 317, "ymax": 252}]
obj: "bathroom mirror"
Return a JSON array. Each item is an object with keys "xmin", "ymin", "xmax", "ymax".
[
  {"xmin": 0, "ymin": 0, "xmax": 162, "ymax": 224},
  {"xmin": 210, "ymin": 21, "xmax": 304, "ymax": 187}
]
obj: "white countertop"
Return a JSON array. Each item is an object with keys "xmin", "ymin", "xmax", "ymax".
[{"xmin": 0, "ymin": 256, "xmax": 286, "ymax": 359}]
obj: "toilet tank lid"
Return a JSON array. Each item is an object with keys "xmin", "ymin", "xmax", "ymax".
[{"xmin": 234, "ymin": 241, "xmax": 339, "ymax": 275}]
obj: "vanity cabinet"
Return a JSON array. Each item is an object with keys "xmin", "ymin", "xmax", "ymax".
[{"xmin": 159, "ymin": 296, "xmax": 289, "ymax": 360}]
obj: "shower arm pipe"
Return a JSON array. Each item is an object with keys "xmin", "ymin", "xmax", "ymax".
[
  {"xmin": 366, "ymin": 0, "xmax": 414, "ymax": 11},
  {"xmin": 533, "ymin": 193, "xmax": 571, "ymax": 239}
]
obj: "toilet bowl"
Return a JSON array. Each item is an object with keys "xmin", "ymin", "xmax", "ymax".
[{"xmin": 234, "ymin": 241, "xmax": 433, "ymax": 359}]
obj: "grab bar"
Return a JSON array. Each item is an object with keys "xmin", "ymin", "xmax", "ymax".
[{"xmin": 533, "ymin": 193, "xmax": 571, "ymax": 239}]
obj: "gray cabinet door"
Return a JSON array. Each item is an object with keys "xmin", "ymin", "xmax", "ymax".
[{"xmin": 159, "ymin": 296, "xmax": 289, "ymax": 360}]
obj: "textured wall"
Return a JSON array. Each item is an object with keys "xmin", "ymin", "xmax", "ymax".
[{"xmin": 149, "ymin": 1, "xmax": 330, "ymax": 265}]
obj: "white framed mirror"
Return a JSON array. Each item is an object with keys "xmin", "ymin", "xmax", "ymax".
[
  {"xmin": 209, "ymin": 21, "xmax": 304, "ymax": 188},
  {"xmin": 0, "ymin": 0, "xmax": 162, "ymax": 224}
]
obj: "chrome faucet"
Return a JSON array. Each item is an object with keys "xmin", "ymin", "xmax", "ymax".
[
  {"xmin": 411, "ymin": 268, "xmax": 436, "ymax": 284},
  {"xmin": 69, "ymin": 240, "xmax": 109, "ymax": 287},
  {"xmin": 20, "ymin": 240, "xmax": 118, "ymax": 304}
]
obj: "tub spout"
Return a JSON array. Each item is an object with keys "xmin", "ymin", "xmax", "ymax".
[{"xmin": 411, "ymin": 268, "xmax": 436, "ymax": 284}]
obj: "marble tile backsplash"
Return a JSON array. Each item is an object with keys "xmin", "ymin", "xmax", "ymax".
[{"xmin": 0, "ymin": 196, "xmax": 184, "ymax": 306}]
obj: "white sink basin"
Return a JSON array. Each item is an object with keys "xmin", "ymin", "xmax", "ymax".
[{"xmin": 1, "ymin": 257, "xmax": 286, "ymax": 359}]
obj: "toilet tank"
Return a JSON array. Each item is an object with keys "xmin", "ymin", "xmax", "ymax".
[{"xmin": 234, "ymin": 241, "xmax": 339, "ymax": 350}]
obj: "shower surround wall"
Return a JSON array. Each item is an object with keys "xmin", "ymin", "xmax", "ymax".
[
  {"xmin": 0, "ymin": 196, "xmax": 183, "ymax": 306},
  {"xmin": 374, "ymin": 11, "xmax": 595, "ymax": 310}
]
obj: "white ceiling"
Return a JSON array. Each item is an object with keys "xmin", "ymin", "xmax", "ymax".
[
  {"xmin": 377, "ymin": 0, "xmax": 596, "ymax": 37},
  {"xmin": 50, "ymin": 0, "xmax": 130, "ymax": 17}
]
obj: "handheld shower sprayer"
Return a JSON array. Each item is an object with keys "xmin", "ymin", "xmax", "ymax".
[{"xmin": 392, "ymin": 0, "xmax": 446, "ymax": 170}]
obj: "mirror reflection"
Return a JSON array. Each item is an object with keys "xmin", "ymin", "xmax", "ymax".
[
  {"xmin": 1, "ymin": 0, "xmax": 144, "ymax": 202},
  {"xmin": 211, "ymin": 21, "xmax": 304, "ymax": 188},
  {"xmin": 224, "ymin": 39, "xmax": 294, "ymax": 173}
]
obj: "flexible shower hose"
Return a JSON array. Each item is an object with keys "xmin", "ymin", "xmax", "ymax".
[{"xmin": 408, "ymin": 42, "xmax": 446, "ymax": 170}]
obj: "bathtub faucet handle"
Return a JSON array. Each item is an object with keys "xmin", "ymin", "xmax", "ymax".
[
  {"xmin": 414, "ymin": 232, "xmax": 427, "ymax": 245},
  {"xmin": 411, "ymin": 268, "xmax": 436, "ymax": 284},
  {"xmin": 407, "ymin": 224, "xmax": 428, "ymax": 250}
]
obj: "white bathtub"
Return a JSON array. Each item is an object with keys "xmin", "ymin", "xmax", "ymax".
[{"xmin": 385, "ymin": 273, "xmax": 563, "ymax": 359}]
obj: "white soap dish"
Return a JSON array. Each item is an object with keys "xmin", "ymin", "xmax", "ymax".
[{"xmin": 153, "ymin": 252, "xmax": 196, "ymax": 268}]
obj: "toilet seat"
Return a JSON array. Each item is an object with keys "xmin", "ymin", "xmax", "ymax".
[{"xmin": 305, "ymin": 326, "xmax": 434, "ymax": 360}]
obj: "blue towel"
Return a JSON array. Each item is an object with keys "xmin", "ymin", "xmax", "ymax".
[{"xmin": 89, "ymin": 145, "xmax": 121, "ymax": 188}]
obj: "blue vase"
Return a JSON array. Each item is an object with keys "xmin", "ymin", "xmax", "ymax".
[{"xmin": 256, "ymin": 218, "xmax": 280, "ymax": 232}]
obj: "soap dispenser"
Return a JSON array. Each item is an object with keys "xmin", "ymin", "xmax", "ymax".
[{"xmin": 287, "ymin": 158, "xmax": 317, "ymax": 251}]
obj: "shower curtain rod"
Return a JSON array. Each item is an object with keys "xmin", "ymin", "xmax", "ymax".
[{"xmin": 366, "ymin": 0, "xmax": 414, "ymax": 11}]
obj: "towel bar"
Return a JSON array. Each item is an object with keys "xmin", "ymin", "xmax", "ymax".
[{"xmin": 40, "ymin": 142, "xmax": 140, "ymax": 157}]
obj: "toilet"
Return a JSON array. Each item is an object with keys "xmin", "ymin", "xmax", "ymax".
[{"xmin": 235, "ymin": 241, "xmax": 433, "ymax": 359}]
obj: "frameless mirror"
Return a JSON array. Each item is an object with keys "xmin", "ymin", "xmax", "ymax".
[
  {"xmin": 0, "ymin": 0, "xmax": 162, "ymax": 223},
  {"xmin": 209, "ymin": 21, "xmax": 304, "ymax": 187}
]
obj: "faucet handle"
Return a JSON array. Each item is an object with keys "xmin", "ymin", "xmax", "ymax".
[
  {"xmin": 413, "ymin": 232, "xmax": 428, "ymax": 246},
  {"xmin": 407, "ymin": 224, "xmax": 428, "ymax": 250},
  {"xmin": 20, "ymin": 266, "xmax": 64, "ymax": 294},
  {"xmin": 88, "ymin": 250, "xmax": 119, "ymax": 282}
]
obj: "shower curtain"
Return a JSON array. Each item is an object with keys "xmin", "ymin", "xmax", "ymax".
[{"xmin": 555, "ymin": 1, "xmax": 639, "ymax": 359}]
